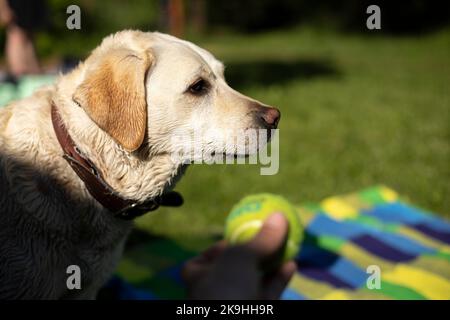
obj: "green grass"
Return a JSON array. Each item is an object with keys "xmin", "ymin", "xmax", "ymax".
[{"xmin": 136, "ymin": 27, "xmax": 450, "ymax": 241}]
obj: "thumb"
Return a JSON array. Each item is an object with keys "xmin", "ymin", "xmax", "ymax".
[{"xmin": 245, "ymin": 212, "xmax": 289, "ymax": 260}]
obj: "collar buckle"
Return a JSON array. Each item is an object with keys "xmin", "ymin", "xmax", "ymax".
[{"xmin": 114, "ymin": 199, "xmax": 160, "ymax": 220}]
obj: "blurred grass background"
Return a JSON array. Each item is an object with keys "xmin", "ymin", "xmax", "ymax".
[
  {"xmin": 0, "ymin": 0, "xmax": 449, "ymax": 242},
  {"xmin": 138, "ymin": 26, "xmax": 450, "ymax": 241}
]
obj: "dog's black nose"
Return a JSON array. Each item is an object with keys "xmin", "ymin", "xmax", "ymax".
[{"xmin": 259, "ymin": 107, "xmax": 281, "ymax": 129}]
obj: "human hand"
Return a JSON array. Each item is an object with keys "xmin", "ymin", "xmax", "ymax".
[{"xmin": 182, "ymin": 213, "xmax": 297, "ymax": 299}]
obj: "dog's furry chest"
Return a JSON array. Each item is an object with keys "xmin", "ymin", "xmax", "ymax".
[
  {"xmin": 0, "ymin": 129, "xmax": 133, "ymax": 299},
  {"xmin": 0, "ymin": 183, "xmax": 132, "ymax": 299}
]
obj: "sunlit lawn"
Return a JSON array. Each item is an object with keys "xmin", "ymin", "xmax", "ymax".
[{"xmin": 134, "ymin": 26, "xmax": 449, "ymax": 242}]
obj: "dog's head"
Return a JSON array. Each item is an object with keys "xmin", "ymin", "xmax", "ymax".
[{"xmin": 73, "ymin": 31, "xmax": 280, "ymax": 163}]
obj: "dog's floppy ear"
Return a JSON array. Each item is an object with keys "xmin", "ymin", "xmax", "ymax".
[{"xmin": 73, "ymin": 48, "xmax": 153, "ymax": 152}]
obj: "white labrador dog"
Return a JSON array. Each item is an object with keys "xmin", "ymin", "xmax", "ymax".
[{"xmin": 0, "ymin": 30, "xmax": 280, "ymax": 299}]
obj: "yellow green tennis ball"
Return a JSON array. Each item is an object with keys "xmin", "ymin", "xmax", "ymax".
[{"xmin": 224, "ymin": 194, "xmax": 303, "ymax": 263}]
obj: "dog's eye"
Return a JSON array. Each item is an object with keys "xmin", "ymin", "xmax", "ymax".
[{"xmin": 188, "ymin": 79, "xmax": 208, "ymax": 95}]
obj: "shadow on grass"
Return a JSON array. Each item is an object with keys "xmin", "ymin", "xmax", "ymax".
[{"xmin": 225, "ymin": 58, "xmax": 341, "ymax": 89}]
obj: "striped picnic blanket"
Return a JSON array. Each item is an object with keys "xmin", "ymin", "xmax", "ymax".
[
  {"xmin": 0, "ymin": 75, "xmax": 56, "ymax": 107},
  {"xmin": 107, "ymin": 186, "xmax": 450, "ymax": 300}
]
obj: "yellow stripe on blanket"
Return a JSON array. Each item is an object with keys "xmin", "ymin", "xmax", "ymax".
[
  {"xmin": 382, "ymin": 265, "xmax": 450, "ymax": 300},
  {"xmin": 321, "ymin": 197, "xmax": 358, "ymax": 220},
  {"xmin": 398, "ymin": 226, "xmax": 450, "ymax": 252},
  {"xmin": 340, "ymin": 243, "xmax": 450, "ymax": 292},
  {"xmin": 321, "ymin": 290, "xmax": 350, "ymax": 300},
  {"xmin": 288, "ymin": 273, "xmax": 335, "ymax": 300},
  {"xmin": 411, "ymin": 256, "xmax": 450, "ymax": 279},
  {"xmin": 320, "ymin": 289, "xmax": 390, "ymax": 300},
  {"xmin": 379, "ymin": 186, "xmax": 399, "ymax": 202},
  {"xmin": 340, "ymin": 243, "xmax": 394, "ymax": 271},
  {"xmin": 289, "ymin": 270, "xmax": 390, "ymax": 300}
]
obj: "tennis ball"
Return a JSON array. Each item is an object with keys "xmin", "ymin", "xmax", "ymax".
[{"xmin": 224, "ymin": 194, "xmax": 303, "ymax": 263}]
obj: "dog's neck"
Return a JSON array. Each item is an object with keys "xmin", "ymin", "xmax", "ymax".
[{"xmin": 53, "ymin": 77, "xmax": 184, "ymax": 204}]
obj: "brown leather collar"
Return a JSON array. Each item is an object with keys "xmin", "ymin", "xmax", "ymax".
[{"xmin": 51, "ymin": 103, "xmax": 161, "ymax": 220}]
